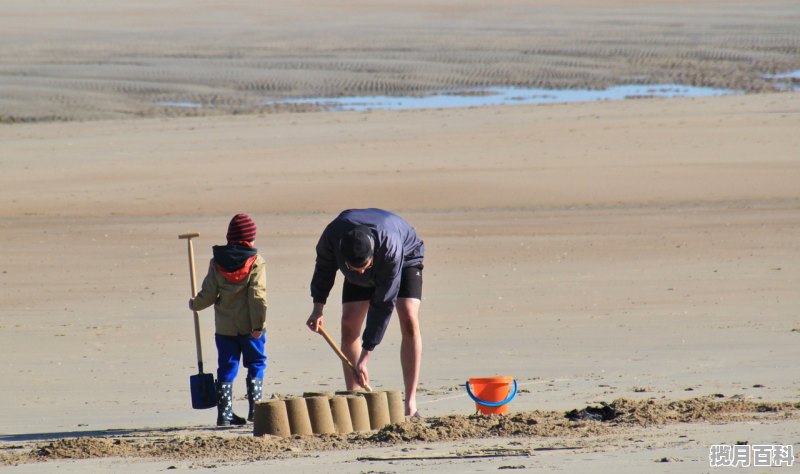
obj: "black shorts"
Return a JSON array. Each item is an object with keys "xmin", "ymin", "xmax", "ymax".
[{"xmin": 342, "ymin": 265, "xmax": 423, "ymax": 303}]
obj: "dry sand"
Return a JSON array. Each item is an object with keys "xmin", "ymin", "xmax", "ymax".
[{"xmin": 1, "ymin": 0, "xmax": 799, "ymax": 472}]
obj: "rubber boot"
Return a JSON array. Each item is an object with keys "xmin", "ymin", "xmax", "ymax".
[
  {"xmin": 216, "ymin": 380, "xmax": 247, "ymax": 427},
  {"xmin": 247, "ymin": 376, "xmax": 264, "ymax": 422}
]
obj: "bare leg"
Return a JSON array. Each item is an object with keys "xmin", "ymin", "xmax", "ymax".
[
  {"xmin": 341, "ymin": 301, "xmax": 369, "ymax": 390},
  {"xmin": 396, "ymin": 297, "xmax": 422, "ymax": 416}
]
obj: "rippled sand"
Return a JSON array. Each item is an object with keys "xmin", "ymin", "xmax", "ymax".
[{"xmin": 1, "ymin": 0, "xmax": 799, "ymax": 121}]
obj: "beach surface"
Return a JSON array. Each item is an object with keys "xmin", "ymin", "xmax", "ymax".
[{"xmin": 1, "ymin": 0, "xmax": 799, "ymax": 472}]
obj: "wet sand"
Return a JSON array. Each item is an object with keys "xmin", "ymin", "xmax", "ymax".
[
  {"xmin": 1, "ymin": 0, "xmax": 799, "ymax": 472},
  {"xmin": 1, "ymin": 0, "xmax": 799, "ymax": 121}
]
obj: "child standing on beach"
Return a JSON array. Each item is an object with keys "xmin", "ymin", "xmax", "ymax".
[{"xmin": 189, "ymin": 214, "xmax": 268, "ymax": 426}]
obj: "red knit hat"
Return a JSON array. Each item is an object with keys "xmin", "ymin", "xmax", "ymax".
[{"xmin": 227, "ymin": 213, "xmax": 257, "ymax": 242}]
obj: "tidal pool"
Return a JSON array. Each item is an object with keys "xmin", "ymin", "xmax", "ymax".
[{"xmin": 265, "ymin": 84, "xmax": 738, "ymax": 112}]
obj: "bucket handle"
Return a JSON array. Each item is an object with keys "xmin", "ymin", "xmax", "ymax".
[{"xmin": 465, "ymin": 379, "xmax": 518, "ymax": 408}]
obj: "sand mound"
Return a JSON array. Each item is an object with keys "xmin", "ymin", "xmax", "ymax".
[{"xmin": 2, "ymin": 396, "xmax": 797, "ymax": 467}]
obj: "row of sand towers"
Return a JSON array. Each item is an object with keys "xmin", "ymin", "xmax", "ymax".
[{"xmin": 253, "ymin": 390, "xmax": 405, "ymax": 437}]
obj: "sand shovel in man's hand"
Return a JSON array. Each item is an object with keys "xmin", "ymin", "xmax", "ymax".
[
  {"xmin": 179, "ymin": 232, "xmax": 217, "ymax": 409},
  {"xmin": 317, "ymin": 326, "xmax": 373, "ymax": 392}
]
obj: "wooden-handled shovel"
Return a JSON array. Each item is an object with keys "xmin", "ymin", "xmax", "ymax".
[
  {"xmin": 179, "ymin": 232, "xmax": 217, "ymax": 409},
  {"xmin": 317, "ymin": 326, "xmax": 372, "ymax": 392}
]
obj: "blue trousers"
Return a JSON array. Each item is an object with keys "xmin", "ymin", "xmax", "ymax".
[{"xmin": 215, "ymin": 333, "xmax": 267, "ymax": 383}]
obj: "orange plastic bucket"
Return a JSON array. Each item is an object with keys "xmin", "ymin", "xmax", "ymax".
[{"xmin": 466, "ymin": 376, "xmax": 517, "ymax": 415}]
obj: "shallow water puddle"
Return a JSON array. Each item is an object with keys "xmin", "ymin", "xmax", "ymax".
[
  {"xmin": 154, "ymin": 101, "xmax": 203, "ymax": 108},
  {"xmin": 155, "ymin": 73, "xmax": 799, "ymax": 111},
  {"xmin": 763, "ymin": 69, "xmax": 800, "ymax": 91},
  {"xmin": 265, "ymin": 84, "xmax": 738, "ymax": 111}
]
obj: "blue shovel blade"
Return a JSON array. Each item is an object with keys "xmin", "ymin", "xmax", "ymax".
[{"xmin": 190, "ymin": 373, "xmax": 217, "ymax": 409}]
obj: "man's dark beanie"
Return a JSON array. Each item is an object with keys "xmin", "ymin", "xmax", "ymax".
[
  {"xmin": 341, "ymin": 225, "xmax": 374, "ymax": 267},
  {"xmin": 227, "ymin": 213, "xmax": 257, "ymax": 242}
]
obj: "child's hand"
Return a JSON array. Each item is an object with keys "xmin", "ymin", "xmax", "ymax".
[{"xmin": 251, "ymin": 329, "xmax": 263, "ymax": 339}]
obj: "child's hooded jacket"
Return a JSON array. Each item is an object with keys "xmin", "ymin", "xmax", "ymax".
[{"xmin": 193, "ymin": 243, "xmax": 267, "ymax": 336}]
